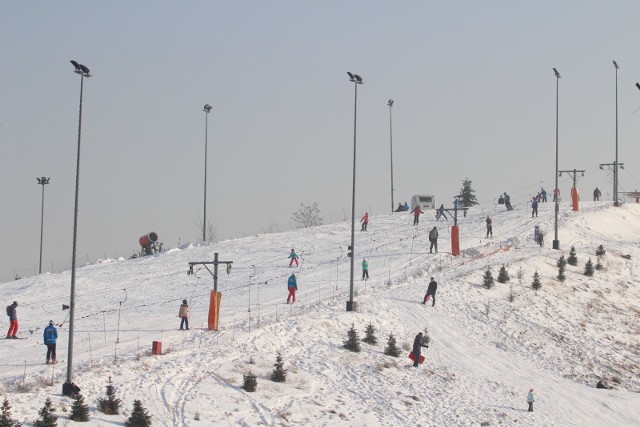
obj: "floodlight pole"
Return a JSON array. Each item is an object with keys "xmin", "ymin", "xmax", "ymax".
[
  {"xmin": 388, "ymin": 99, "xmax": 394, "ymax": 212},
  {"xmin": 553, "ymin": 68, "xmax": 561, "ymax": 250},
  {"xmin": 37, "ymin": 177, "xmax": 50, "ymax": 274},
  {"xmin": 202, "ymin": 104, "xmax": 212, "ymax": 241},
  {"xmin": 613, "ymin": 61, "xmax": 620, "ymax": 206}
]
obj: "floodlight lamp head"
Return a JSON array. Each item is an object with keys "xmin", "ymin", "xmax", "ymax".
[
  {"xmin": 70, "ymin": 60, "xmax": 91, "ymax": 77},
  {"xmin": 203, "ymin": 104, "xmax": 212, "ymax": 113},
  {"xmin": 553, "ymin": 68, "xmax": 561, "ymax": 78},
  {"xmin": 388, "ymin": 99, "xmax": 394, "ymax": 107},
  {"xmin": 347, "ymin": 71, "xmax": 355, "ymax": 81},
  {"xmin": 636, "ymin": 82, "xmax": 640, "ymax": 91},
  {"xmin": 613, "ymin": 60, "xmax": 619, "ymax": 69},
  {"xmin": 599, "ymin": 165, "xmax": 604, "ymax": 170},
  {"xmin": 559, "ymin": 172, "xmax": 563, "ymax": 177},
  {"xmin": 354, "ymin": 74, "xmax": 363, "ymax": 84}
]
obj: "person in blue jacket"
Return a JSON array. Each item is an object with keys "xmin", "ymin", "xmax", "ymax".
[
  {"xmin": 287, "ymin": 273, "xmax": 298, "ymax": 303},
  {"xmin": 43, "ymin": 320, "xmax": 58, "ymax": 364}
]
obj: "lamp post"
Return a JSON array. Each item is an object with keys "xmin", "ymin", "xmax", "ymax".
[
  {"xmin": 553, "ymin": 67, "xmax": 561, "ymax": 250},
  {"xmin": 388, "ymin": 99, "xmax": 394, "ymax": 212},
  {"xmin": 202, "ymin": 104, "xmax": 212, "ymax": 242},
  {"xmin": 346, "ymin": 72, "xmax": 363, "ymax": 312},
  {"xmin": 65, "ymin": 60, "xmax": 90, "ymax": 396},
  {"xmin": 613, "ymin": 61, "xmax": 620, "ymax": 206},
  {"xmin": 36, "ymin": 177, "xmax": 50, "ymax": 274}
]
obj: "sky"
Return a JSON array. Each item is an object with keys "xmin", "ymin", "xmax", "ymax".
[
  {"xmin": 1, "ymin": 198, "xmax": 639, "ymax": 425},
  {"xmin": 2, "ymin": 1, "xmax": 640, "ymax": 282}
]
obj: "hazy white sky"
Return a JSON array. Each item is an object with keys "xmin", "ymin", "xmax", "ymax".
[{"xmin": 2, "ymin": 1, "xmax": 640, "ymax": 281}]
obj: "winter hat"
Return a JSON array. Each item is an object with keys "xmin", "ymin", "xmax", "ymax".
[
  {"xmin": 182, "ymin": 299, "xmax": 187, "ymax": 304},
  {"xmin": 49, "ymin": 320, "xmax": 54, "ymax": 325},
  {"xmin": 530, "ymin": 388, "xmax": 534, "ymax": 392},
  {"xmin": 12, "ymin": 301, "xmax": 17, "ymax": 306}
]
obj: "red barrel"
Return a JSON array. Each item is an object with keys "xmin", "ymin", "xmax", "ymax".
[
  {"xmin": 139, "ymin": 232, "xmax": 158, "ymax": 247},
  {"xmin": 152, "ymin": 341, "xmax": 162, "ymax": 355}
]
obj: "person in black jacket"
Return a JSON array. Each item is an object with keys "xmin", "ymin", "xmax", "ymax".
[
  {"xmin": 412, "ymin": 332, "xmax": 428, "ymax": 367},
  {"xmin": 423, "ymin": 277, "xmax": 438, "ymax": 306},
  {"xmin": 428, "ymin": 227, "xmax": 438, "ymax": 253}
]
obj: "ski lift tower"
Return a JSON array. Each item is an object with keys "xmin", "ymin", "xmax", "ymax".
[{"xmin": 187, "ymin": 252, "xmax": 233, "ymax": 331}]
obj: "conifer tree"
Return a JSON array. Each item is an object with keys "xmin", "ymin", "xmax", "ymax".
[
  {"xmin": 595, "ymin": 256, "xmax": 603, "ymax": 271},
  {"xmin": 497, "ymin": 265, "xmax": 510, "ymax": 283},
  {"xmin": 270, "ymin": 352, "xmax": 287, "ymax": 383},
  {"xmin": 584, "ymin": 258, "xmax": 595, "ymax": 277},
  {"xmin": 97, "ymin": 376, "xmax": 122, "ymax": 415},
  {"xmin": 242, "ymin": 371, "xmax": 257, "ymax": 392},
  {"xmin": 421, "ymin": 328, "xmax": 431, "ymax": 347},
  {"xmin": 125, "ymin": 400, "xmax": 152, "ymax": 427},
  {"xmin": 33, "ymin": 398, "xmax": 57, "ymax": 427},
  {"xmin": 557, "ymin": 255, "xmax": 567, "ymax": 282},
  {"xmin": 459, "ymin": 178, "xmax": 479, "ymax": 207},
  {"xmin": 568, "ymin": 246, "xmax": 578, "ymax": 266},
  {"xmin": 596, "ymin": 244, "xmax": 606, "ymax": 257},
  {"xmin": 69, "ymin": 394, "xmax": 89, "ymax": 422},
  {"xmin": 343, "ymin": 324, "xmax": 361, "ymax": 352},
  {"xmin": 383, "ymin": 334, "xmax": 400, "ymax": 357},
  {"xmin": 483, "ymin": 267, "xmax": 494, "ymax": 289},
  {"xmin": 0, "ymin": 398, "xmax": 22, "ymax": 427},
  {"xmin": 531, "ymin": 271, "xmax": 542, "ymax": 290},
  {"xmin": 362, "ymin": 322, "xmax": 378, "ymax": 345}
]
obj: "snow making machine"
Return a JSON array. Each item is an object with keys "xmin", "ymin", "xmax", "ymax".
[{"xmin": 139, "ymin": 232, "xmax": 161, "ymax": 256}]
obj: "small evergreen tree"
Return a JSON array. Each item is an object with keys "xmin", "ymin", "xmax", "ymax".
[
  {"xmin": 568, "ymin": 246, "xmax": 578, "ymax": 266},
  {"xmin": 596, "ymin": 244, "xmax": 606, "ymax": 257},
  {"xmin": 270, "ymin": 352, "xmax": 287, "ymax": 383},
  {"xmin": 0, "ymin": 398, "xmax": 22, "ymax": 427},
  {"xmin": 497, "ymin": 265, "xmax": 510, "ymax": 283},
  {"xmin": 483, "ymin": 267, "xmax": 494, "ymax": 289},
  {"xmin": 459, "ymin": 178, "xmax": 479, "ymax": 207},
  {"xmin": 242, "ymin": 371, "xmax": 257, "ymax": 392},
  {"xmin": 33, "ymin": 398, "xmax": 57, "ymax": 427},
  {"xmin": 97, "ymin": 376, "xmax": 122, "ymax": 415},
  {"xmin": 421, "ymin": 328, "xmax": 431, "ymax": 347},
  {"xmin": 557, "ymin": 255, "xmax": 567, "ymax": 282},
  {"xmin": 595, "ymin": 256, "xmax": 603, "ymax": 271},
  {"xmin": 362, "ymin": 322, "xmax": 378, "ymax": 345},
  {"xmin": 69, "ymin": 394, "xmax": 89, "ymax": 422},
  {"xmin": 343, "ymin": 323, "xmax": 361, "ymax": 352},
  {"xmin": 125, "ymin": 400, "xmax": 151, "ymax": 427},
  {"xmin": 383, "ymin": 333, "xmax": 400, "ymax": 357},
  {"xmin": 584, "ymin": 258, "xmax": 595, "ymax": 277},
  {"xmin": 531, "ymin": 271, "xmax": 542, "ymax": 290}
]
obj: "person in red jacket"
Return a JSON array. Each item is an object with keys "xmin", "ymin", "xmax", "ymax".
[
  {"xmin": 360, "ymin": 212, "xmax": 369, "ymax": 231},
  {"xmin": 410, "ymin": 206, "xmax": 424, "ymax": 226}
]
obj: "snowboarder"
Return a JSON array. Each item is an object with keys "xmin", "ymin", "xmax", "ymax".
[
  {"xmin": 531, "ymin": 198, "xmax": 538, "ymax": 217},
  {"xmin": 503, "ymin": 193, "xmax": 513, "ymax": 210},
  {"xmin": 412, "ymin": 332, "xmax": 428, "ymax": 367},
  {"xmin": 423, "ymin": 277, "xmax": 438, "ymax": 306},
  {"xmin": 486, "ymin": 215, "xmax": 493, "ymax": 238},
  {"xmin": 410, "ymin": 205, "xmax": 424, "ymax": 226},
  {"xmin": 541, "ymin": 188, "xmax": 548, "ymax": 202},
  {"xmin": 361, "ymin": 258, "xmax": 369, "ymax": 280},
  {"xmin": 288, "ymin": 249, "xmax": 299, "ymax": 267},
  {"xmin": 428, "ymin": 227, "xmax": 438, "ymax": 253},
  {"xmin": 6, "ymin": 301, "xmax": 18, "ymax": 339},
  {"xmin": 527, "ymin": 388, "xmax": 535, "ymax": 412},
  {"xmin": 287, "ymin": 273, "xmax": 298, "ymax": 303},
  {"xmin": 360, "ymin": 212, "xmax": 369, "ymax": 231},
  {"xmin": 43, "ymin": 320, "xmax": 58, "ymax": 364},
  {"xmin": 593, "ymin": 187, "xmax": 601, "ymax": 202},
  {"xmin": 178, "ymin": 299, "xmax": 190, "ymax": 330},
  {"xmin": 436, "ymin": 204, "xmax": 448, "ymax": 220}
]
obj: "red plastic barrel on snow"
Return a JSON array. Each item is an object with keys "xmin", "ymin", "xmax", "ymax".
[
  {"xmin": 139, "ymin": 232, "xmax": 158, "ymax": 248},
  {"xmin": 571, "ymin": 188, "xmax": 579, "ymax": 211}
]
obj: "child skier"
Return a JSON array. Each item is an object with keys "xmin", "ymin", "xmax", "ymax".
[
  {"xmin": 287, "ymin": 273, "xmax": 298, "ymax": 303},
  {"xmin": 6, "ymin": 301, "xmax": 18, "ymax": 339},
  {"xmin": 360, "ymin": 212, "xmax": 369, "ymax": 231},
  {"xmin": 527, "ymin": 388, "xmax": 535, "ymax": 412},
  {"xmin": 361, "ymin": 258, "xmax": 369, "ymax": 280},
  {"xmin": 178, "ymin": 299, "xmax": 190, "ymax": 330},
  {"xmin": 288, "ymin": 249, "xmax": 299, "ymax": 267}
]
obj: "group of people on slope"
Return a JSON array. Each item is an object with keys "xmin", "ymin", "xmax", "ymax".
[
  {"xmin": 6, "ymin": 301, "xmax": 59, "ymax": 365},
  {"xmin": 394, "ymin": 202, "xmax": 410, "ymax": 212}
]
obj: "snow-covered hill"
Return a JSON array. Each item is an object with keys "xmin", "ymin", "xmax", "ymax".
[{"xmin": 1, "ymin": 199, "xmax": 639, "ymax": 426}]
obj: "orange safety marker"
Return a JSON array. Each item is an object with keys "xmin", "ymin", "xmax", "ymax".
[
  {"xmin": 451, "ymin": 225, "xmax": 460, "ymax": 256},
  {"xmin": 571, "ymin": 187, "xmax": 579, "ymax": 211},
  {"xmin": 208, "ymin": 290, "xmax": 223, "ymax": 331}
]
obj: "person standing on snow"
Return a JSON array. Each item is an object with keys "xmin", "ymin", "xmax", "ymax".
[
  {"xmin": 423, "ymin": 277, "xmax": 438, "ymax": 306},
  {"xmin": 531, "ymin": 198, "xmax": 538, "ymax": 217},
  {"xmin": 527, "ymin": 388, "xmax": 535, "ymax": 412},
  {"xmin": 6, "ymin": 301, "xmax": 18, "ymax": 339},
  {"xmin": 360, "ymin": 212, "xmax": 369, "ymax": 231},
  {"xmin": 43, "ymin": 320, "xmax": 58, "ymax": 364},
  {"xmin": 593, "ymin": 187, "xmax": 601, "ymax": 201},
  {"xmin": 553, "ymin": 188, "xmax": 560, "ymax": 202},
  {"xmin": 436, "ymin": 204, "xmax": 448, "ymax": 220},
  {"xmin": 428, "ymin": 226, "xmax": 438, "ymax": 253},
  {"xmin": 503, "ymin": 193, "xmax": 513, "ymax": 210},
  {"xmin": 486, "ymin": 215, "xmax": 493, "ymax": 238},
  {"xmin": 540, "ymin": 188, "xmax": 548, "ymax": 202},
  {"xmin": 361, "ymin": 258, "xmax": 369, "ymax": 280},
  {"xmin": 178, "ymin": 299, "xmax": 190, "ymax": 330},
  {"xmin": 288, "ymin": 249, "xmax": 299, "ymax": 267},
  {"xmin": 410, "ymin": 205, "xmax": 424, "ymax": 226},
  {"xmin": 287, "ymin": 273, "xmax": 298, "ymax": 303},
  {"xmin": 412, "ymin": 332, "xmax": 428, "ymax": 367}
]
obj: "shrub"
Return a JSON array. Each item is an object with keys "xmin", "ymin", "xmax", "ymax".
[
  {"xmin": 69, "ymin": 394, "xmax": 89, "ymax": 422},
  {"xmin": 271, "ymin": 353, "xmax": 287, "ymax": 383},
  {"xmin": 0, "ymin": 397, "xmax": 22, "ymax": 427},
  {"xmin": 483, "ymin": 267, "xmax": 494, "ymax": 289},
  {"xmin": 532, "ymin": 271, "xmax": 542, "ymax": 290},
  {"xmin": 568, "ymin": 246, "xmax": 578, "ymax": 266},
  {"xmin": 362, "ymin": 323, "xmax": 378, "ymax": 345},
  {"xmin": 344, "ymin": 324, "xmax": 361, "ymax": 353},
  {"xmin": 595, "ymin": 245, "xmax": 605, "ymax": 257},
  {"xmin": 497, "ymin": 265, "xmax": 510, "ymax": 283},
  {"xmin": 384, "ymin": 334, "xmax": 400, "ymax": 357},
  {"xmin": 584, "ymin": 258, "xmax": 594, "ymax": 277},
  {"xmin": 242, "ymin": 371, "xmax": 257, "ymax": 392},
  {"xmin": 557, "ymin": 255, "xmax": 567, "ymax": 282},
  {"xmin": 125, "ymin": 400, "xmax": 152, "ymax": 427},
  {"xmin": 97, "ymin": 376, "xmax": 122, "ymax": 415},
  {"xmin": 34, "ymin": 398, "xmax": 57, "ymax": 427}
]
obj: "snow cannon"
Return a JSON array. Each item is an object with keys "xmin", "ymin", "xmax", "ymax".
[{"xmin": 139, "ymin": 232, "xmax": 159, "ymax": 256}]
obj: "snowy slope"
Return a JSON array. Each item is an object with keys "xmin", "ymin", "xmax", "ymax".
[{"xmin": 1, "ymin": 199, "xmax": 639, "ymax": 426}]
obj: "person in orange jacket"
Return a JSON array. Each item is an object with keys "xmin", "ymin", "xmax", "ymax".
[{"xmin": 360, "ymin": 212, "xmax": 369, "ymax": 231}]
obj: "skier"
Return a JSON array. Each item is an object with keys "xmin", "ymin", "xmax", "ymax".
[
  {"xmin": 503, "ymin": 193, "xmax": 513, "ymax": 210},
  {"xmin": 527, "ymin": 388, "xmax": 535, "ymax": 412},
  {"xmin": 6, "ymin": 301, "xmax": 18, "ymax": 339},
  {"xmin": 410, "ymin": 205, "xmax": 424, "ymax": 226},
  {"xmin": 360, "ymin": 212, "xmax": 369, "ymax": 231},
  {"xmin": 541, "ymin": 188, "xmax": 548, "ymax": 202},
  {"xmin": 288, "ymin": 249, "xmax": 299, "ymax": 267},
  {"xmin": 553, "ymin": 188, "xmax": 560, "ymax": 202},
  {"xmin": 178, "ymin": 299, "xmax": 190, "ymax": 330},
  {"xmin": 412, "ymin": 332, "xmax": 428, "ymax": 367},
  {"xmin": 287, "ymin": 273, "xmax": 298, "ymax": 303},
  {"xmin": 531, "ymin": 197, "xmax": 538, "ymax": 218},
  {"xmin": 593, "ymin": 187, "xmax": 601, "ymax": 202},
  {"xmin": 43, "ymin": 320, "xmax": 58, "ymax": 364},
  {"xmin": 361, "ymin": 258, "xmax": 369, "ymax": 280},
  {"xmin": 423, "ymin": 277, "xmax": 438, "ymax": 306},
  {"xmin": 428, "ymin": 226, "xmax": 438, "ymax": 253},
  {"xmin": 436, "ymin": 204, "xmax": 448, "ymax": 220},
  {"xmin": 486, "ymin": 215, "xmax": 493, "ymax": 238}
]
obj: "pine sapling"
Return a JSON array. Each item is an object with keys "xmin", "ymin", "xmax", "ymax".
[
  {"xmin": 384, "ymin": 333, "xmax": 400, "ymax": 357},
  {"xmin": 568, "ymin": 246, "xmax": 578, "ymax": 266},
  {"xmin": 421, "ymin": 328, "xmax": 431, "ymax": 348},
  {"xmin": 242, "ymin": 371, "xmax": 257, "ymax": 392},
  {"xmin": 97, "ymin": 376, "xmax": 122, "ymax": 415},
  {"xmin": 125, "ymin": 400, "xmax": 152, "ymax": 427},
  {"xmin": 531, "ymin": 271, "xmax": 542, "ymax": 291},
  {"xmin": 69, "ymin": 394, "xmax": 89, "ymax": 422},
  {"xmin": 595, "ymin": 256, "xmax": 603, "ymax": 271},
  {"xmin": 0, "ymin": 397, "xmax": 22, "ymax": 427},
  {"xmin": 33, "ymin": 398, "xmax": 57, "ymax": 427},
  {"xmin": 483, "ymin": 267, "xmax": 494, "ymax": 289},
  {"xmin": 270, "ymin": 352, "xmax": 287, "ymax": 383},
  {"xmin": 584, "ymin": 258, "xmax": 595, "ymax": 277},
  {"xmin": 343, "ymin": 323, "xmax": 361, "ymax": 352},
  {"xmin": 596, "ymin": 244, "xmax": 606, "ymax": 257},
  {"xmin": 497, "ymin": 265, "xmax": 510, "ymax": 283},
  {"xmin": 557, "ymin": 255, "xmax": 567, "ymax": 282},
  {"xmin": 362, "ymin": 322, "xmax": 378, "ymax": 345}
]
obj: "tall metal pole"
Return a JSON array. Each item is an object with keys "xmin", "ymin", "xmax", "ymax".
[
  {"xmin": 613, "ymin": 61, "xmax": 619, "ymax": 206},
  {"xmin": 66, "ymin": 60, "xmax": 90, "ymax": 394},
  {"xmin": 37, "ymin": 177, "xmax": 50, "ymax": 274},
  {"xmin": 203, "ymin": 104, "xmax": 212, "ymax": 241},
  {"xmin": 388, "ymin": 99, "xmax": 394, "ymax": 212},
  {"xmin": 553, "ymin": 68, "xmax": 561, "ymax": 250}
]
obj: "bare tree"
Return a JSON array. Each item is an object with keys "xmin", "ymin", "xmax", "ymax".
[
  {"xmin": 291, "ymin": 202, "xmax": 323, "ymax": 229},
  {"xmin": 196, "ymin": 218, "xmax": 219, "ymax": 243}
]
